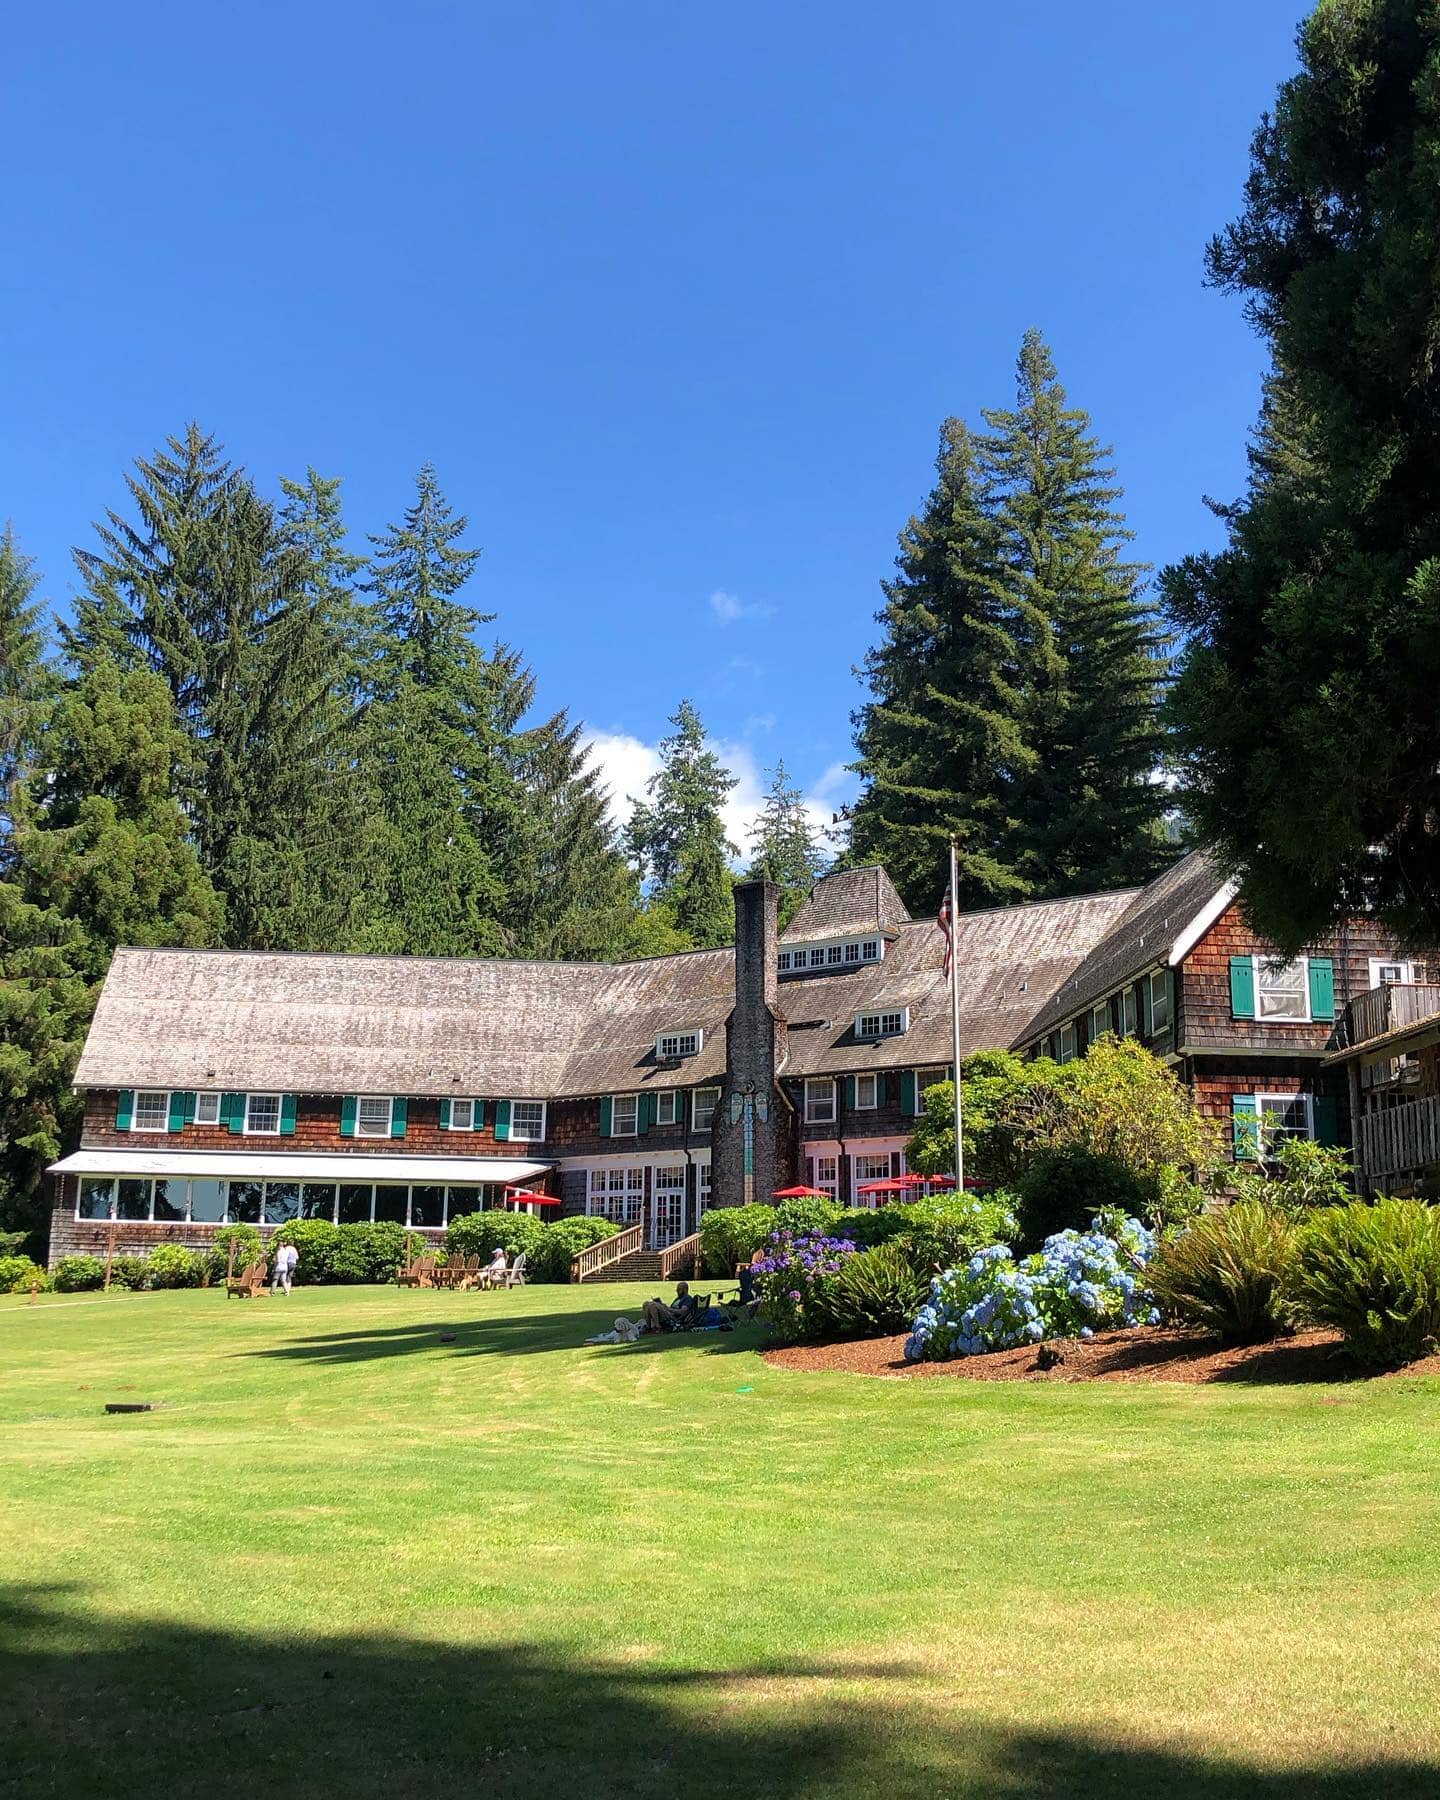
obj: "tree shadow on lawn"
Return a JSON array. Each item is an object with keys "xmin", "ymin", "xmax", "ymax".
[
  {"xmin": 3, "ymin": 1583, "xmax": 1435, "ymax": 1800},
  {"xmin": 243, "ymin": 1306, "xmax": 763, "ymax": 1367}
]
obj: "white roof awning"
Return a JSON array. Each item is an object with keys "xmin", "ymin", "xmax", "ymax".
[{"xmin": 47, "ymin": 1149, "xmax": 552, "ymax": 1185}]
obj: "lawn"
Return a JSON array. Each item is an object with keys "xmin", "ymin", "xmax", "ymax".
[{"xmin": 4, "ymin": 1283, "xmax": 1440, "ymax": 1799}]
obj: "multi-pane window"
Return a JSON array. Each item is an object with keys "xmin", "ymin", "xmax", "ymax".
[
  {"xmin": 1057, "ymin": 1023, "xmax": 1077, "ymax": 1064},
  {"xmin": 861, "ymin": 939, "xmax": 880, "ymax": 961},
  {"xmin": 827, "ymin": 945, "xmax": 843, "ymax": 965},
  {"xmin": 852, "ymin": 1152, "xmax": 891, "ymax": 1205},
  {"xmin": 356, "ymin": 1096, "xmax": 393, "ymax": 1138},
  {"xmin": 810, "ymin": 947, "xmax": 826, "ymax": 968},
  {"xmin": 805, "ymin": 1077, "xmax": 837, "ymax": 1124},
  {"xmin": 854, "ymin": 1073, "xmax": 878, "ymax": 1110},
  {"xmin": 809, "ymin": 1154, "xmax": 839, "ymax": 1198},
  {"xmin": 132, "ymin": 1090, "xmax": 169, "ymax": 1132},
  {"xmin": 692, "ymin": 1087, "xmax": 720, "ymax": 1132},
  {"xmin": 1090, "ymin": 1004, "xmax": 1109, "ymax": 1043},
  {"xmin": 655, "ymin": 1091, "xmax": 680, "ymax": 1126},
  {"xmin": 244, "ymin": 1092, "xmax": 282, "ymax": 1135},
  {"xmin": 1370, "ymin": 958, "xmax": 1412, "ymax": 987},
  {"xmin": 1256, "ymin": 958, "xmax": 1308, "ymax": 1021},
  {"xmin": 449, "ymin": 1098, "xmax": 475, "ymax": 1131},
  {"xmin": 588, "ymin": 1165, "xmax": 644, "ymax": 1223},
  {"xmin": 1258, "ymin": 1093, "xmax": 1311, "ymax": 1152},
  {"xmin": 657, "ymin": 1030, "xmax": 701, "ymax": 1059},
  {"xmin": 780, "ymin": 936, "xmax": 884, "ymax": 973},
  {"xmin": 510, "ymin": 1100, "xmax": 546, "ymax": 1141},
  {"xmin": 195, "ymin": 1091, "xmax": 221, "ymax": 1125},
  {"xmin": 1121, "ymin": 988, "xmax": 1138, "ymax": 1037},
  {"xmin": 844, "ymin": 941, "xmax": 861, "ymax": 964},
  {"xmin": 856, "ymin": 1008, "xmax": 907, "ymax": 1039},
  {"xmin": 612, "ymin": 1095, "xmax": 639, "ymax": 1136},
  {"xmin": 696, "ymin": 1161, "xmax": 713, "ymax": 1221},
  {"xmin": 1149, "ymin": 970, "xmax": 1170, "ymax": 1035}
]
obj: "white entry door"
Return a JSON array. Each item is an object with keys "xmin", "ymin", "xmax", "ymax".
[{"xmin": 650, "ymin": 1166, "xmax": 686, "ymax": 1248}]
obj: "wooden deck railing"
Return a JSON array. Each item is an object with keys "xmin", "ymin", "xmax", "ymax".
[
  {"xmin": 1360, "ymin": 1094, "xmax": 1440, "ymax": 1180},
  {"xmin": 570, "ymin": 1222, "xmax": 644, "ymax": 1283},
  {"xmin": 1342, "ymin": 983, "xmax": 1440, "ymax": 1049},
  {"xmin": 656, "ymin": 1233, "xmax": 702, "ymax": 1281}
]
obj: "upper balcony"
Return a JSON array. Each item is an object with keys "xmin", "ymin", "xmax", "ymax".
[{"xmin": 1337, "ymin": 982, "xmax": 1440, "ymax": 1052}]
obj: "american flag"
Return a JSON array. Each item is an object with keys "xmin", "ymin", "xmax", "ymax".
[{"xmin": 937, "ymin": 890, "xmax": 954, "ymax": 980}]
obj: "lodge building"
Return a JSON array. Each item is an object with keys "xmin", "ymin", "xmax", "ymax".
[{"xmin": 47, "ymin": 852, "xmax": 1426, "ymax": 1266}]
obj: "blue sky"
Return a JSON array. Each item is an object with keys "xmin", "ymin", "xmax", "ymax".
[{"xmin": 2, "ymin": 0, "xmax": 1299, "ymax": 852}]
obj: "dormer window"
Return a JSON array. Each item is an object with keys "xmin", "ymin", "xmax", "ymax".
[
  {"xmin": 657, "ymin": 1028, "xmax": 702, "ymax": 1060},
  {"xmin": 779, "ymin": 935, "xmax": 886, "ymax": 975},
  {"xmin": 856, "ymin": 1006, "xmax": 909, "ymax": 1040}
]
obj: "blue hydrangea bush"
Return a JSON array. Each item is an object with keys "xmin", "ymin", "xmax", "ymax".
[{"xmin": 904, "ymin": 1215, "xmax": 1159, "ymax": 1362}]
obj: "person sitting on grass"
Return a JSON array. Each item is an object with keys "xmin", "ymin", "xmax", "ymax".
[{"xmin": 641, "ymin": 1281, "xmax": 697, "ymax": 1334}]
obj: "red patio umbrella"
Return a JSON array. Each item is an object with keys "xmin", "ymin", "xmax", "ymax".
[
  {"xmin": 855, "ymin": 1178, "xmax": 909, "ymax": 1195},
  {"xmin": 771, "ymin": 1185, "xmax": 830, "ymax": 1199},
  {"xmin": 502, "ymin": 1188, "xmax": 562, "ymax": 1207}
]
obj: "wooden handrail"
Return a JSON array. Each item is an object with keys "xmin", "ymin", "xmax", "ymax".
[
  {"xmin": 656, "ymin": 1233, "xmax": 702, "ymax": 1281},
  {"xmin": 570, "ymin": 1222, "xmax": 645, "ymax": 1282}
]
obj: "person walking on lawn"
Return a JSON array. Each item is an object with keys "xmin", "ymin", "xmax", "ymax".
[{"xmin": 272, "ymin": 1241, "xmax": 299, "ymax": 1295}]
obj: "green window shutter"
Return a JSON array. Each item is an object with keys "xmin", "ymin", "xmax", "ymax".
[
  {"xmin": 225, "ymin": 1092, "xmax": 247, "ymax": 1135},
  {"xmin": 638, "ymin": 1092, "xmax": 655, "ymax": 1135},
  {"xmin": 1229, "ymin": 957, "xmax": 1256, "ymax": 1020},
  {"xmin": 900, "ymin": 1071, "xmax": 917, "ymax": 1115},
  {"xmin": 1308, "ymin": 957, "xmax": 1336, "ymax": 1022},
  {"xmin": 116, "ymin": 1089, "xmax": 134, "ymax": 1132},
  {"xmin": 439, "ymin": 1098, "xmax": 451, "ymax": 1130},
  {"xmin": 1165, "ymin": 970, "xmax": 1176, "ymax": 1033},
  {"xmin": 390, "ymin": 1097, "xmax": 407, "ymax": 1139},
  {"xmin": 182, "ymin": 1090, "xmax": 197, "ymax": 1124},
  {"xmin": 599, "ymin": 1096, "xmax": 612, "ymax": 1138},
  {"xmin": 1232, "ymin": 1094, "xmax": 1260, "ymax": 1162},
  {"xmin": 844, "ymin": 1075, "xmax": 856, "ymax": 1109},
  {"xmin": 339, "ymin": 1095, "xmax": 357, "ymax": 1137},
  {"xmin": 495, "ymin": 1100, "xmax": 511, "ymax": 1142},
  {"xmin": 280, "ymin": 1093, "xmax": 297, "ymax": 1136},
  {"xmin": 1139, "ymin": 979, "xmax": 1153, "ymax": 1037},
  {"xmin": 473, "ymin": 1099, "xmax": 484, "ymax": 1130},
  {"xmin": 1312, "ymin": 1094, "xmax": 1339, "ymax": 1147},
  {"xmin": 167, "ymin": 1092, "xmax": 188, "ymax": 1132}
]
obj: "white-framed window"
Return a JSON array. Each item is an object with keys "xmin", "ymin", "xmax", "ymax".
[
  {"xmin": 854, "ymin": 1072, "xmax": 878, "ymax": 1110},
  {"xmin": 916, "ymin": 1068, "xmax": 950, "ymax": 1104},
  {"xmin": 844, "ymin": 941, "xmax": 861, "ymax": 963},
  {"xmin": 131, "ymin": 1090, "xmax": 170, "ymax": 1133},
  {"xmin": 697, "ymin": 1161, "xmax": 713, "ymax": 1222},
  {"xmin": 1057, "ymin": 1022, "xmax": 1078, "ymax": 1064},
  {"xmin": 356, "ymin": 1095, "xmax": 393, "ymax": 1138},
  {"xmin": 510, "ymin": 1100, "xmax": 546, "ymax": 1141},
  {"xmin": 861, "ymin": 938, "xmax": 880, "ymax": 961},
  {"xmin": 1258, "ymin": 1092, "xmax": 1312, "ymax": 1153},
  {"xmin": 194, "ymin": 1091, "xmax": 221, "ymax": 1126},
  {"xmin": 852, "ymin": 1152, "xmax": 892, "ymax": 1205},
  {"xmin": 1148, "ymin": 970, "xmax": 1170, "ymax": 1035},
  {"xmin": 1370, "ymin": 957, "xmax": 1414, "ymax": 988},
  {"xmin": 449, "ymin": 1097, "xmax": 475, "ymax": 1132},
  {"xmin": 778, "ymin": 950, "xmax": 793, "ymax": 971},
  {"xmin": 805, "ymin": 1077, "xmax": 837, "ymax": 1124},
  {"xmin": 244, "ymin": 1092, "xmax": 282, "ymax": 1136},
  {"xmin": 810, "ymin": 947, "xmax": 826, "ymax": 968},
  {"xmin": 780, "ymin": 935, "xmax": 886, "ymax": 974},
  {"xmin": 827, "ymin": 944, "xmax": 843, "ymax": 965},
  {"xmin": 588, "ymin": 1165, "xmax": 644, "ymax": 1223},
  {"xmin": 612, "ymin": 1094, "xmax": 640, "ymax": 1137},
  {"xmin": 655, "ymin": 1090, "xmax": 680, "ymax": 1127},
  {"xmin": 1121, "ymin": 988, "xmax": 1138, "ymax": 1037},
  {"xmin": 856, "ymin": 1007, "xmax": 908, "ymax": 1039},
  {"xmin": 657, "ymin": 1028, "xmax": 702, "ymax": 1060},
  {"xmin": 1256, "ymin": 957, "xmax": 1309, "ymax": 1022},
  {"xmin": 692, "ymin": 1087, "xmax": 720, "ymax": 1132},
  {"xmin": 809, "ymin": 1153, "xmax": 839, "ymax": 1198},
  {"xmin": 1089, "ymin": 1004, "xmax": 1109, "ymax": 1043}
]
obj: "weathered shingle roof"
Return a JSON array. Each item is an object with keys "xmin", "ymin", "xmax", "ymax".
[
  {"xmin": 1012, "ymin": 848, "xmax": 1230, "ymax": 1045},
  {"xmin": 76, "ymin": 879, "xmax": 1136, "ymax": 1098},
  {"xmin": 781, "ymin": 865, "xmax": 911, "ymax": 944}
]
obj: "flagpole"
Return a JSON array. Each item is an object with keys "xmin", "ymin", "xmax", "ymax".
[{"xmin": 949, "ymin": 837, "xmax": 964, "ymax": 1192}]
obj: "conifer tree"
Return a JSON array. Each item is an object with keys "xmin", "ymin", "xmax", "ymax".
[
  {"xmin": 747, "ymin": 761, "xmax": 827, "ymax": 925},
  {"xmin": 0, "ymin": 523, "xmax": 52, "ymax": 817},
  {"xmin": 625, "ymin": 700, "xmax": 737, "ymax": 947},
  {"xmin": 278, "ymin": 468, "xmax": 370, "ymax": 693},
  {"xmin": 983, "ymin": 331, "xmax": 1170, "ymax": 896},
  {"xmin": 1164, "ymin": 0, "xmax": 1440, "ymax": 948},
  {"xmin": 848, "ymin": 420, "xmax": 1034, "ymax": 911}
]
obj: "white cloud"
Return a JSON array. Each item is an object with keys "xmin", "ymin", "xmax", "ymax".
[
  {"xmin": 709, "ymin": 589, "xmax": 774, "ymax": 626},
  {"xmin": 581, "ymin": 730, "xmax": 662, "ymax": 832}
]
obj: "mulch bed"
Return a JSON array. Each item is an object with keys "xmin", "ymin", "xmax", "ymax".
[{"xmin": 761, "ymin": 1325, "xmax": 1440, "ymax": 1385}]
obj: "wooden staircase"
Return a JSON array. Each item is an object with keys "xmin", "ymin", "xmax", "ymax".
[{"xmin": 571, "ymin": 1226, "xmax": 703, "ymax": 1284}]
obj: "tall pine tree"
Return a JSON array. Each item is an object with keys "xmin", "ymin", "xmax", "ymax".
[
  {"xmin": 0, "ymin": 523, "xmax": 51, "ymax": 818},
  {"xmin": 747, "ymin": 761, "xmax": 827, "ymax": 925},
  {"xmin": 625, "ymin": 700, "xmax": 738, "ymax": 947}
]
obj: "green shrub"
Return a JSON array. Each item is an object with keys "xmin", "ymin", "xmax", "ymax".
[
  {"xmin": 108, "ymin": 1255, "xmax": 153, "ymax": 1291},
  {"xmin": 0, "ymin": 1254, "xmax": 48, "ymax": 1294},
  {"xmin": 838, "ymin": 1207, "xmax": 911, "ymax": 1249},
  {"xmin": 446, "ymin": 1210, "xmax": 549, "ymax": 1268},
  {"xmin": 1288, "ymin": 1200, "xmax": 1440, "ymax": 1369},
  {"xmin": 814, "ymin": 1243, "xmax": 926, "ymax": 1340},
  {"xmin": 1234, "ymin": 1139, "xmax": 1354, "ymax": 1214},
  {"xmin": 206, "ymin": 1226, "xmax": 263, "ymax": 1284},
  {"xmin": 894, "ymin": 1192, "xmax": 1022, "ymax": 1275},
  {"xmin": 146, "ymin": 1244, "xmax": 204, "ymax": 1289},
  {"xmin": 1146, "ymin": 1201, "xmax": 1296, "ymax": 1343},
  {"xmin": 54, "ymin": 1254, "xmax": 106, "ymax": 1293},
  {"xmin": 773, "ymin": 1197, "xmax": 846, "ymax": 1240},
  {"xmin": 1015, "ymin": 1147, "xmax": 1154, "ymax": 1251},
  {"xmin": 699, "ymin": 1204, "xmax": 777, "ymax": 1276},
  {"xmin": 324, "ymin": 1221, "xmax": 410, "ymax": 1284},
  {"xmin": 280, "ymin": 1219, "xmax": 343, "ymax": 1283},
  {"xmin": 530, "ymin": 1215, "xmax": 620, "ymax": 1282},
  {"xmin": 0, "ymin": 1228, "xmax": 33, "ymax": 1259}
]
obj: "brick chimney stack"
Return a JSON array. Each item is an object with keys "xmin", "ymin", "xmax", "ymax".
[{"xmin": 711, "ymin": 880, "xmax": 795, "ymax": 1209}]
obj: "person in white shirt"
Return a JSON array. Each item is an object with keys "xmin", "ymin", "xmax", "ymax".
[
  {"xmin": 485, "ymin": 1247, "xmax": 508, "ymax": 1284},
  {"xmin": 272, "ymin": 1241, "xmax": 300, "ymax": 1295}
]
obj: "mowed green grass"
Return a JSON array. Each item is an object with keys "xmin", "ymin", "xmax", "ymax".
[{"xmin": 4, "ymin": 1284, "xmax": 1440, "ymax": 1799}]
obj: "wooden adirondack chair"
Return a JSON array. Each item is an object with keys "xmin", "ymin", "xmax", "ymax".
[{"xmin": 226, "ymin": 1260, "xmax": 270, "ymax": 1299}]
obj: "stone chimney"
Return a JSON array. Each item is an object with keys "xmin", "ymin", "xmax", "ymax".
[{"xmin": 710, "ymin": 880, "xmax": 795, "ymax": 1209}]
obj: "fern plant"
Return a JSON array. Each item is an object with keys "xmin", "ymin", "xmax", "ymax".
[
  {"xmin": 1288, "ymin": 1200, "xmax": 1440, "ymax": 1369},
  {"xmin": 1146, "ymin": 1201, "xmax": 1295, "ymax": 1343}
]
